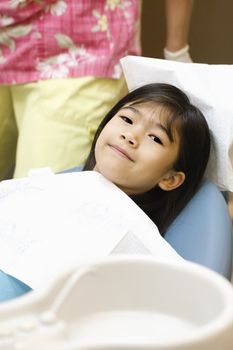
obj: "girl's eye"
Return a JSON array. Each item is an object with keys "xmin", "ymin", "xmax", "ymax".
[
  {"xmin": 120, "ymin": 116, "xmax": 133, "ymax": 124},
  {"xmin": 150, "ymin": 135, "xmax": 163, "ymax": 145}
]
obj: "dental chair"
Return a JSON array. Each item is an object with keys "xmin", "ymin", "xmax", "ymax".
[{"xmin": 0, "ymin": 168, "xmax": 232, "ymax": 302}]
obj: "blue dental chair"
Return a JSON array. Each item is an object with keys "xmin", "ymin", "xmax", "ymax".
[{"xmin": 0, "ymin": 168, "xmax": 232, "ymax": 302}]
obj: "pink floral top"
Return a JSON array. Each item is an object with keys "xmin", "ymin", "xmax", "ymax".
[{"xmin": 0, "ymin": 0, "xmax": 141, "ymax": 84}]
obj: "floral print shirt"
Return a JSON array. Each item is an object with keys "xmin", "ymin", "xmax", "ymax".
[{"xmin": 0, "ymin": 0, "xmax": 141, "ymax": 84}]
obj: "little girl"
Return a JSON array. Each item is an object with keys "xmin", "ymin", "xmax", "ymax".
[
  {"xmin": 84, "ymin": 83, "xmax": 211, "ymax": 235},
  {"xmin": 0, "ymin": 83, "xmax": 211, "ymax": 301}
]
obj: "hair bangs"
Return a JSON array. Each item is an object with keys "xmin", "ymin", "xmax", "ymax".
[{"xmin": 128, "ymin": 98, "xmax": 183, "ymax": 144}]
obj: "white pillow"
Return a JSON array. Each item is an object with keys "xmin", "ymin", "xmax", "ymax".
[{"xmin": 120, "ymin": 55, "xmax": 233, "ymax": 192}]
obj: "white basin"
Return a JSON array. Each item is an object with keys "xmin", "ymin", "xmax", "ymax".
[{"xmin": 0, "ymin": 256, "xmax": 232, "ymax": 350}]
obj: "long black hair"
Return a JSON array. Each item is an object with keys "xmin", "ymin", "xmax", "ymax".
[{"xmin": 84, "ymin": 83, "xmax": 210, "ymax": 235}]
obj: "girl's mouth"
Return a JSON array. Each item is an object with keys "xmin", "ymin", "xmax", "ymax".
[{"xmin": 108, "ymin": 144, "xmax": 134, "ymax": 161}]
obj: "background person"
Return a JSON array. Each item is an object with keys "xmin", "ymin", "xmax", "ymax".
[{"xmin": 0, "ymin": 0, "xmax": 194, "ymax": 180}]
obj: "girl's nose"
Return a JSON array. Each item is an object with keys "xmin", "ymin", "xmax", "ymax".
[{"xmin": 121, "ymin": 132, "xmax": 138, "ymax": 146}]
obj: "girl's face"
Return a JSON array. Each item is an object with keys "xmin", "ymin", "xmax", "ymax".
[{"xmin": 94, "ymin": 102, "xmax": 185, "ymax": 195}]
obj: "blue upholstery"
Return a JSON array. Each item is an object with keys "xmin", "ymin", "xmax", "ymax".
[
  {"xmin": 0, "ymin": 271, "xmax": 32, "ymax": 302},
  {"xmin": 165, "ymin": 180, "xmax": 233, "ymax": 280},
  {"xmin": 0, "ymin": 171, "xmax": 232, "ymax": 302}
]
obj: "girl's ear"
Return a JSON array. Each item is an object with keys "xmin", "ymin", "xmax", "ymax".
[{"xmin": 158, "ymin": 171, "xmax": 185, "ymax": 191}]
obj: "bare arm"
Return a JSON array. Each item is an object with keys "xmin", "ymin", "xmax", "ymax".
[{"xmin": 165, "ymin": 0, "xmax": 193, "ymax": 52}]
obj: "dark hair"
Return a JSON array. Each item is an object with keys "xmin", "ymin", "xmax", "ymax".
[{"xmin": 84, "ymin": 83, "xmax": 210, "ymax": 235}]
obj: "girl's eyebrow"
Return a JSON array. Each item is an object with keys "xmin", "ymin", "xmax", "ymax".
[
  {"xmin": 154, "ymin": 122, "xmax": 172, "ymax": 142},
  {"xmin": 121, "ymin": 106, "xmax": 143, "ymax": 116},
  {"xmin": 120, "ymin": 106, "xmax": 172, "ymax": 142}
]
